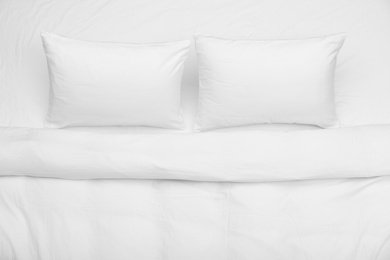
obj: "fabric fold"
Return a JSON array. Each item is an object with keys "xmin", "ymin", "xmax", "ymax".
[{"xmin": 1, "ymin": 126, "xmax": 390, "ymax": 182}]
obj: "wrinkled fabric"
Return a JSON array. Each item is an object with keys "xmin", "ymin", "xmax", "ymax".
[
  {"xmin": 1, "ymin": 176, "xmax": 390, "ymax": 260},
  {"xmin": 1, "ymin": 126, "xmax": 390, "ymax": 181},
  {"xmin": 2, "ymin": 1, "xmax": 390, "ymax": 258},
  {"xmin": 1, "ymin": 126, "xmax": 390, "ymax": 259}
]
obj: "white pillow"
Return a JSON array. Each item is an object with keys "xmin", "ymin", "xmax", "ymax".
[
  {"xmin": 42, "ymin": 32, "xmax": 190, "ymax": 128},
  {"xmin": 1, "ymin": 0, "xmax": 390, "ymax": 129},
  {"xmin": 195, "ymin": 34, "xmax": 345, "ymax": 131}
]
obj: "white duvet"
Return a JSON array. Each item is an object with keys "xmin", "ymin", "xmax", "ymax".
[
  {"xmin": 1, "ymin": 126, "xmax": 390, "ymax": 260},
  {"xmin": 1, "ymin": 126, "xmax": 390, "ymax": 181},
  {"xmin": 1, "ymin": 176, "xmax": 390, "ymax": 260}
]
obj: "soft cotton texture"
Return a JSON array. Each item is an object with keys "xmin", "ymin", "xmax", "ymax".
[
  {"xmin": 1, "ymin": 176, "xmax": 390, "ymax": 260},
  {"xmin": 42, "ymin": 32, "xmax": 190, "ymax": 128},
  {"xmin": 1, "ymin": 126, "xmax": 390, "ymax": 259},
  {"xmin": 1, "ymin": 125, "xmax": 390, "ymax": 181},
  {"xmin": 2, "ymin": 0, "xmax": 390, "ymax": 259},
  {"xmin": 195, "ymin": 34, "xmax": 345, "ymax": 130}
]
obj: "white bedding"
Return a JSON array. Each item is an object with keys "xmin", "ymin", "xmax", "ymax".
[
  {"xmin": 2, "ymin": 0, "xmax": 390, "ymax": 128},
  {"xmin": 2, "ymin": 0, "xmax": 390, "ymax": 259},
  {"xmin": 1, "ymin": 176, "xmax": 390, "ymax": 260},
  {"xmin": 1, "ymin": 126, "xmax": 390, "ymax": 181},
  {"xmin": 194, "ymin": 33, "xmax": 345, "ymax": 130},
  {"xmin": 1, "ymin": 126, "xmax": 390, "ymax": 259}
]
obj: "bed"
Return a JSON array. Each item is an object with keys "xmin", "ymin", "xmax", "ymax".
[{"xmin": 1, "ymin": 0, "xmax": 390, "ymax": 259}]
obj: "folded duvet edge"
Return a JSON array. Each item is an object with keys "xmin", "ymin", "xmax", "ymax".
[{"xmin": 0, "ymin": 125, "xmax": 389, "ymax": 182}]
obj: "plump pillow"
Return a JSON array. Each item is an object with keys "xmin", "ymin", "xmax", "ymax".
[
  {"xmin": 195, "ymin": 34, "xmax": 346, "ymax": 131},
  {"xmin": 42, "ymin": 32, "xmax": 190, "ymax": 129},
  {"xmin": 1, "ymin": 0, "xmax": 390, "ymax": 129}
]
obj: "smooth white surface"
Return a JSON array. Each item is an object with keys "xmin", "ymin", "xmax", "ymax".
[
  {"xmin": 1, "ymin": 126, "xmax": 390, "ymax": 181},
  {"xmin": 42, "ymin": 32, "xmax": 190, "ymax": 128},
  {"xmin": 1, "ymin": 0, "xmax": 390, "ymax": 128},
  {"xmin": 195, "ymin": 34, "xmax": 345, "ymax": 130},
  {"xmin": 1, "ymin": 176, "xmax": 390, "ymax": 260}
]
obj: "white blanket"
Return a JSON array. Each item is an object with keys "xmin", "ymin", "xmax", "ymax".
[
  {"xmin": 1, "ymin": 126, "xmax": 390, "ymax": 181},
  {"xmin": 2, "ymin": 126, "xmax": 390, "ymax": 260},
  {"xmin": 1, "ymin": 176, "xmax": 390, "ymax": 260}
]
